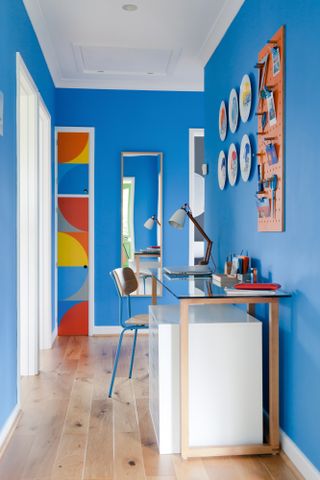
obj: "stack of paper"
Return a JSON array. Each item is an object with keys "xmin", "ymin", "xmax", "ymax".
[{"xmin": 225, "ymin": 288, "xmax": 276, "ymax": 296}]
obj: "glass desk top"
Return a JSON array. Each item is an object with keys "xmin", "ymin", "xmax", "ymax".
[{"xmin": 150, "ymin": 269, "xmax": 291, "ymax": 300}]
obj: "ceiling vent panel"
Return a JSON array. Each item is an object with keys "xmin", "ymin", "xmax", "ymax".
[{"xmin": 74, "ymin": 45, "xmax": 179, "ymax": 76}]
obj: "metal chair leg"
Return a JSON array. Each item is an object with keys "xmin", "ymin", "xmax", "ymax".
[
  {"xmin": 129, "ymin": 329, "xmax": 138, "ymax": 379},
  {"xmin": 108, "ymin": 329, "xmax": 126, "ymax": 397}
]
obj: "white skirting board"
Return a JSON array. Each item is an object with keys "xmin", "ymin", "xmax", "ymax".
[
  {"xmin": 0, "ymin": 405, "xmax": 20, "ymax": 458},
  {"xmin": 92, "ymin": 326, "xmax": 149, "ymax": 336},
  {"xmin": 280, "ymin": 429, "xmax": 320, "ymax": 480}
]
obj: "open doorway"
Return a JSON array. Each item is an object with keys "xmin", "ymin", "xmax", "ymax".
[
  {"xmin": 189, "ymin": 128, "xmax": 205, "ymax": 266},
  {"xmin": 16, "ymin": 53, "xmax": 52, "ymax": 378},
  {"xmin": 122, "ymin": 177, "xmax": 135, "ymax": 266}
]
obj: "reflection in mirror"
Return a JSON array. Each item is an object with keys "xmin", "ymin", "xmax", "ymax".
[{"xmin": 121, "ymin": 152, "xmax": 163, "ymax": 296}]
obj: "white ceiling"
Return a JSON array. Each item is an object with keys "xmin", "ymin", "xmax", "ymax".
[{"xmin": 23, "ymin": 0, "xmax": 244, "ymax": 91}]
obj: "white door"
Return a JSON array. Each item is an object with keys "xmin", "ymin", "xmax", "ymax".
[
  {"xmin": 17, "ymin": 54, "xmax": 52, "ymax": 377},
  {"xmin": 38, "ymin": 101, "xmax": 52, "ymax": 350},
  {"xmin": 17, "ymin": 55, "xmax": 39, "ymax": 376}
]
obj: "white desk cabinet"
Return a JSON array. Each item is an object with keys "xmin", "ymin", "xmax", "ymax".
[{"xmin": 149, "ymin": 304, "xmax": 263, "ymax": 454}]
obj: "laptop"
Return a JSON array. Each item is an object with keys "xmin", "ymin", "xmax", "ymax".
[{"xmin": 164, "ymin": 265, "xmax": 212, "ymax": 276}]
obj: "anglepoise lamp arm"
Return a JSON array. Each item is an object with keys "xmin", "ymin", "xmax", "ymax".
[
  {"xmin": 185, "ymin": 209, "xmax": 212, "ymax": 265},
  {"xmin": 169, "ymin": 203, "xmax": 213, "ymax": 266}
]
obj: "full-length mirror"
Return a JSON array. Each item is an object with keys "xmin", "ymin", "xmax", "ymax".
[{"xmin": 121, "ymin": 152, "xmax": 163, "ymax": 296}]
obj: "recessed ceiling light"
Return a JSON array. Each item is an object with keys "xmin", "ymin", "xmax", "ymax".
[{"xmin": 122, "ymin": 4, "xmax": 138, "ymax": 11}]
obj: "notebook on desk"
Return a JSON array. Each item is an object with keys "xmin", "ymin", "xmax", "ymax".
[{"xmin": 164, "ymin": 265, "xmax": 212, "ymax": 276}]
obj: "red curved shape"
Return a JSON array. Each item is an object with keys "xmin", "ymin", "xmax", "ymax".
[
  {"xmin": 59, "ymin": 197, "xmax": 88, "ymax": 232},
  {"xmin": 58, "ymin": 132, "xmax": 88, "ymax": 163},
  {"xmin": 58, "ymin": 302, "xmax": 88, "ymax": 336}
]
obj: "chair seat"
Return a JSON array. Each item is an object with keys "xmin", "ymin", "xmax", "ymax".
[{"xmin": 125, "ymin": 314, "xmax": 149, "ymax": 326}]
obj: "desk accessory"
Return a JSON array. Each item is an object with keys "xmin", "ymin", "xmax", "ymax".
[
  {"xmin": 235, "ymin": 282, "xmax": 281, "ymax": 290},
  {"xmin": 270, "ymin": 175, "xmax": 278, "ymax": 217},
  {"xmin": 164, "ymin": 265, "xmax": 212, "ymax": 276},
  {"xmin": 169, "ymin": 203, "xmax": 213, "ymax": 265},
  {"xmin": 266, "ymin": 143, "xmax": 278, "ymax": 165},
  {"xmin": 212, "ymin": 273, "xmax": 238, "ymax": 288},
  {"xmin": 256, "ymin": 26, "xmax": 285, "ymax": 231},
  {"xmin": 225, "ymin": 288, "xmax": 276, "ymax": 296}
]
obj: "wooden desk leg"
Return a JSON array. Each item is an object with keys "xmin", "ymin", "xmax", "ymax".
[
  {"xmin": 152, "ymin": 276, "xmax": 157, "ymax": 305},
  {"xmin": 269, "ymin": 300, "xmax": 280, "ymax": 450},
  {"xmin": 180, "ymin": 299, "xmax": 189, "ymax": 459},
  {"xmin": 247, "ymin": 304, "xmax": 256, "ymax": 316},
  {"xmin": 135, "ymin": 255, "xmax": 140, "ymax": 291}
]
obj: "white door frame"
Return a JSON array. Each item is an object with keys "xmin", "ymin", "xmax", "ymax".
[
  {"xmin": 55, "ymin": 127, "xmax": 95, "ymax": 336},
  {"xmin": 123, "ymin": 176, "xmax": 135, "ymax": 261},
  {"xmin": 38, "ymin": 100, "xmax": 52, "ymax": 350},
  {"xmin": 189, "ymin": 128, "xmax": 204, "ymax": 265},
  {"xmin": 16, "ymin": 53, "xmax": 53, "ymax": 380}
]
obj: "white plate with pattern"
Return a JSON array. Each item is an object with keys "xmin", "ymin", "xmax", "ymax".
[{"xmin": 227, "ymin": 143, "xmax": 238, "ymax": 186}]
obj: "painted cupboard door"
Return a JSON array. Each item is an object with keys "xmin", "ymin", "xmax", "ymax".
[{"xmin": 57, "ymin": 132, "xmax": 90, "ymax": 335}]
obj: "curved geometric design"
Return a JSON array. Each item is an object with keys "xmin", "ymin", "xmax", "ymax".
[
  {"xmin": 57, "ymin": 130, "xmax": 91, "ymax": 337},
  {"xmin": 58, "ymin": 197, "xmax": 88, "ymax": 232},
  {"xmin": 58, "ymin": 132, "xmax": 89, "ymax": 164},
  {"xmin": 58, "ymin": 267, "xmax": 88, "ymax": 301},
  {"xmin": 58, "ymin": 208, "xmax": 82, "ymax": 233},
  {"xmin": 68, "ymin": 232, "xmax": 88, "ymax": 256},
  {"xmin": 58, "ymin": 164, "xmax": 89, "ymax": 195},
  {"xmin": 58, "ymin": 232, "xmax": 88, "ymax": 266},
  {"xmin": 67, "ymin": 276, "xmax": 88, "ymax": 302},
  {"xmin": 58, "ymin": 301, "xmax": 88, "ymax": 336}
]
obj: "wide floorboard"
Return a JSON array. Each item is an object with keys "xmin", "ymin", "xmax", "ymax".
[{"xmin": 0, "ymin": 335, "xmax": 303, "ymax": 480}]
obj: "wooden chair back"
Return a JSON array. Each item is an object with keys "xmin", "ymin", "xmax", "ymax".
[{"xmin": 112, "ymin": 267, "xmax": 138, "ymax": 296}]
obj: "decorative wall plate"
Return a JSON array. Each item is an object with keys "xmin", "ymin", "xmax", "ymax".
[
  {"xmin": 217, "ymin": 151, "xmax": 227, "ymax": 190},
  {"xmin": 239, "ymin": 74, "xmax": 252, "ymax": 122},
  {"xmin": 240, "ymin": 134, "xmax": 252, "ymax": 182},
  {"xmin": 218, "ymin": 101, "xmax": 227, "ymax": 141},
  {"xmin": 227, "ymin": 143, "xmax": 238, "ymax": 186},
  {"xmin": 228, "ymin": 89, "xmax": 239, "ymax": 133}
]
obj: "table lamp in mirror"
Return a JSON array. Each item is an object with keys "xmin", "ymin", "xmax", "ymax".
[{"xmin": 121, "ymin": 152, "xmax": 163, "ymax": 296}]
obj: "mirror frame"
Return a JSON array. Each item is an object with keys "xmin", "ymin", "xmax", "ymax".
[{"xmin": 121, "ymin": 151, "xmax": 163, "ymax": 297}]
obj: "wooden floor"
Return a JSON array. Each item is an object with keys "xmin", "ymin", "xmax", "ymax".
[{"xmin": 0, "ymin": 335, "xmax": 303, "ymax": 480}]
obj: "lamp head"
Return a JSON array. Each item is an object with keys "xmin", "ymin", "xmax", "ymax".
[
  {"xmin": 144, "ymin": 216, "xmax": 155, "ymax": 230},
  {"xmin": 168, "ymin": 205, "xmax": 188, "ymax": 230},
  {"xmin": 144, "ymin": 214, "xmax": 161, "ymax": 230}
]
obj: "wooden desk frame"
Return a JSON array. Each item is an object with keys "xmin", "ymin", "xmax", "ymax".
[
  {"xmin": 151, "ymin": 276, "xmax": 279, "ymax": 459},
  {"xmin": 135, "ymin": 252, "xmax": 161, "ymax": 281}
]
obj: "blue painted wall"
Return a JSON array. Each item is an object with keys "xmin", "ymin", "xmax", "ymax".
[
  {"xmin": 123, "ymin": 155, "xmax": 158, "ymax": 251},
  {"xmin": 0, "ymin": 1, "xmax": 55, "ymax": 432},
  {"xmin": 204, "ymin": 0, "xmax": 320, "ymax": 469},
  {"xmin": 56, "ymin": 89, "xmax": 204, "ymax": 325}
]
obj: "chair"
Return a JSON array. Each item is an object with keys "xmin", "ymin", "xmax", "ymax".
[{"xmin": 108, "ymin": 267, "xmax": 149, "ymax": 397}]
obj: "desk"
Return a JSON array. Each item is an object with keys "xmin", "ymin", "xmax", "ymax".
[
  {"xmin": 134, "ymin": 251, "xmax": 161, "ymax": 281},
  {"xmin": 151, "ymin": 270, "xmax": 291, "ymax": 459}
]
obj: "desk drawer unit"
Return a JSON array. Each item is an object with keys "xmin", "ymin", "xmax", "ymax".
[{"xmin": 149, "ymin": 304, "xmax": 263, "ymax": 454}]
